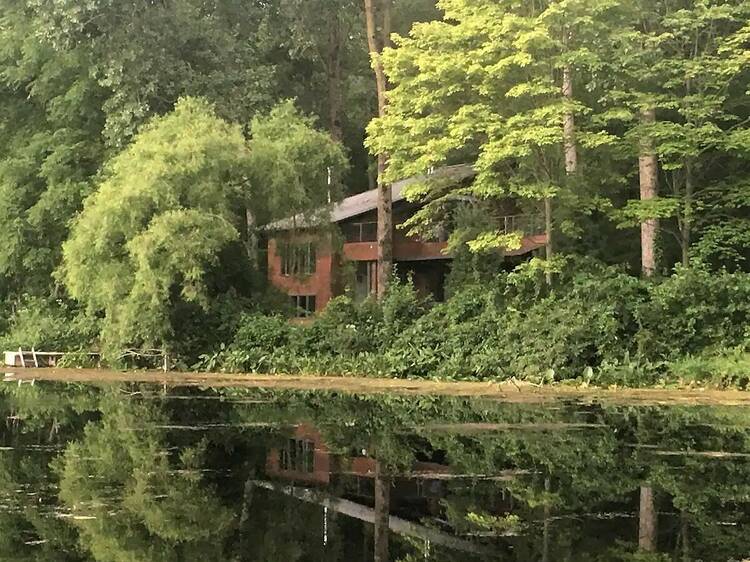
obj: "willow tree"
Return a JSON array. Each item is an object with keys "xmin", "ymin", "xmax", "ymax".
[{"xmin": 62, "ymin": 98, "xmax": 346, "ymax": 354}]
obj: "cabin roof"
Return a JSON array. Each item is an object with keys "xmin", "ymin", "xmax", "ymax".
[{"xmin": 265, "ymin": 164, "xmax": 475, "ymax": 231}]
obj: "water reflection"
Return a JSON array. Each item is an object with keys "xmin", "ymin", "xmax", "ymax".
[{"xmin": 0, "ymin": 382, "xmax": 748, "ymax": 561}]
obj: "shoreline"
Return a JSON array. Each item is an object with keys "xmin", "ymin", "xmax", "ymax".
[{"xmin": 3, "ymin": 367, "xmax": 750, "ymax": 406}]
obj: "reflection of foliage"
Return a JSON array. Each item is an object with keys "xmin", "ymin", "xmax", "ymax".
[
  {"xmin": 0, "ymin": 382, "xmax": 750, "ymax": 561},
  {"xmin": 595, "ymin": 544, "xmax": 671, "ymax": 562},
  {"xmin": 442, "ymin": 497, "xmax": 523, "ymax": 535},
  {"xmin": 54, "ymin": 391, "xmax": 234, "ymax": 562},
  {"xmin": 0, "ymin": 384, "xmax": 99, "ymax": 561}
]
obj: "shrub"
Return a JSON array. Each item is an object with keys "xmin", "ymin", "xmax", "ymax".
[
  {"xmin": 302, "ymin": 295, "xmax": 383, "ymax": 356},
  {"xmin": 638, "ymin": 267, "xmax": 750, "ymax": 361},
  {"xmin": 203, "ymin": 260, "xmax": 750, "ymax": 387},
  {"xmin": 0, "ymin": 297, "xmax": 99, "ymax": 352},
  {"xmin": 669, "ymin": 349, "xmax": 750, "ymax": 389}
]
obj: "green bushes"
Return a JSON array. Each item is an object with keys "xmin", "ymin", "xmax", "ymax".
[
  {"xmin": 0, "ymin": 297, "xmax": 99, "ymax": 352},
  {"xmin": 385, "ymin": 260, "xmax": 648, "ymax": 381},
  {"xmin": 186, "ymin": 261, "xmax": 750, "ymax": 387},
  {"xmin": 637, "ymin": 267, "xmax": 750, "ymax": 360}
]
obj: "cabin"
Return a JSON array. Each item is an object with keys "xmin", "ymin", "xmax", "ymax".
[{"xmin": 265, "ymin": 165, "xmax": 548, "ymax": 317}]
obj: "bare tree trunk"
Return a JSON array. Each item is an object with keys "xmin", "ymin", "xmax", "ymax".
[
  {"xmin": 681, "ymin": 161, "xmax": 693, "ymax": 267},
  {"xmin": 374, "ymin": 461, "xmax": 391, "ymax": 562},
  {"xmin": 638, "ymin": 486, "xmax": 657, "ymax": 551},
  {"xmin": 562, "ymin": 64, "xmax": 578, "ymax": 175},
  {"xmin": 245, "ymin": 208, "xmax": 257, "ymax": 267},
  {"xmin": 639, "ymin": 108, "xmax": 659, "ymax": 277},
  {"xmin": 327, "ymin": 17, "xmax": 344, "ymax": 143},
  {"xmin": 542, "ymin": 476, "xmax": 552, "ymax": 562},
  {"xmin": 364, "ymin": 0, "xmax": 393, "ymax": 298}
]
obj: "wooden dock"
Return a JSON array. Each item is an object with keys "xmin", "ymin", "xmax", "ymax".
[{"xmin": 3, "ymin": 349, "xmax": 99, "ymax": 368}]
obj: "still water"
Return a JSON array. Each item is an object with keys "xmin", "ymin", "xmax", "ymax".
[{"xmin": 0, "ymin": 377, "xmax": 748, "ymax": 561}]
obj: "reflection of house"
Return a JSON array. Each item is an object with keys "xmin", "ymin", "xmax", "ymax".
[
  {"xmin": 265, "ymin": 166, "xmax": 548, "ymax": 316},
  {"xmin": 265, "ymin": 425, "xmax": 332, "ymax": 485},
  {"xmin": 265, "ymin": 424, "xmax": 452, "ymax": 492},
  {"xmin": 261, "ymin": 423, "xmax": 510, "ymax": 557}
]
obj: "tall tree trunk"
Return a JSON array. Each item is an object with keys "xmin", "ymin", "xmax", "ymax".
[
  {"xmin": 374, "ymin": 461, "xmax": 391, "ymax": 562},
  {"xmin": 544, "ymin": 197, "xmax": 553, "ymax": 285},
  {"xmin": 542, "ymin": 476, "xmax": 552, "ymax": 562},
  {"xmin": 364, "ymin": 0, "xmax": 393, "ymax": 298},
  {"xmin": 562, "ymin": 64, "xmax": 578, "ymax": 175},
  {"xmin": 638, "ymin": 486, "xmax": 657, "ymax": 551},
  {"xmin": 245, "ymin": 208, "xmax": 257, "ymax": 267},
  {"xmin": 681, "ymin": 161, "xmax": 693, "ymax": 267},
  {"xmin": 639, "ymin": 108, "xmax": 659, "ymax": 277},
  {"xmin": 327, "ymin": 17, "xmax": 344, "ymax": 143},
  {"xmin": 547, "ymin": 62, "xmax": 579, "ymax": 285}
]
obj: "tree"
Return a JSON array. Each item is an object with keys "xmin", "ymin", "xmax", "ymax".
[
  {"xmin": 0, "ymin": 0, "xmax": 275, "ymax": 303},
  {"xmin": 367, "ymin": 0, "xmax": 619, "ymax": 267},
  {"xmin": 365, "ymin": 0, "xmax": 395, "ymax": 298},
  {"xmin": 0, "ymin": 1, "xmax": 108, "ymax": 300},
  {"xmin": 27, "ymin": 0, "xmax": 276, "ymax": 148},
  {"xmin": 61, "ymin": 98, "xmax": 346, "ymax": 353},
  {"xmin": 606, "ymin": 0, "xmax": 750, "ymax": 274}
]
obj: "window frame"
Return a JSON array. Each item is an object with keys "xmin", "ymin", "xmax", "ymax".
[
  {"xmin": 291, "ymin": 294, "xmax": 316, "ymax": 317},
  {"xmin": 279, "ymin": 438, "xmax": 315, "ymax": 473}
]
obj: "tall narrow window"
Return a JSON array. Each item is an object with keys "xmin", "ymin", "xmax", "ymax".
[
  {"xmin": 354, "ymin": 261, "xmax": 378, "ymax": 301},
  {"xmin": 281, "ymin": 242, "xmax": 317, "ymax": 276},
  {"xmin": 280, "ymin": 439, "xmax": 315, "ymax": 473}
]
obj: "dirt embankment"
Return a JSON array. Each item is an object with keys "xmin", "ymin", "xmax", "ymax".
[{"xmin": 3, "ymin": 368, "xmax": 750, "ymax": 406}]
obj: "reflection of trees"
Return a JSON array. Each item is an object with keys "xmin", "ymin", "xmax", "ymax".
[
  {"xmin": 613, "ymin": 406, "xmax": 750, "ymax": 561},
  {"xmin": 54, "ymin": 392, "xmax": 234, "ymax": 562},
  {"xmin": 1, "ymin": 384, "xmax": 750, "ymax": 562},
  {"xmin": 236, "ymin": 483, "xmax": 349, "ymax": 562},
  {"xmin": 0, "ymin": 384, "xmax": 98, "ymax": 562},
  {"xmin": 230, "ymin": 390, "xmax": 750, "ymax": 561}
]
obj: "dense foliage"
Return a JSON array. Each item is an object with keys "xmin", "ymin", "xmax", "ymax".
[
  {"xmin": 368, "ymin": 0, "xmax": 750, "ymax": 266},
  {"xmin": 198, "ymin": 262, "xmax": 750, "ymax": 387},
  {"xmin": 60, "ymin": 97, "xmax": 345, "ymax": 354}
]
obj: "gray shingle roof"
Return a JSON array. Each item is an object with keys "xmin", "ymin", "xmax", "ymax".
[{"xmin": 265, "ymin": 164, "xmax": 475, "ymax": 231}]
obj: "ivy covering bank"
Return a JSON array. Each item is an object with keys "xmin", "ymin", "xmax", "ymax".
[{"xmin": 193, "ymin": 259, "xmax": 750, "ymax": 388}]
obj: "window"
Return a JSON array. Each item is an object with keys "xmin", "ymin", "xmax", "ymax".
[
  {"xmin": 291, "ymin": 295, "xmax": 316, "ymax": 317},
  {"xmin": 280, "ymin": 439, "xmax": 315, "ymax": 473},
  {"xmin": 354, "ymin": 261, "xmax": 378, "ymax": 301},
  {"xmin": 281, "ymin": 242, "xmax": 316, "ymax": 276},
  {"xmin": 342, "ymin": 222, "xmax": 378, "ymax": 243}
]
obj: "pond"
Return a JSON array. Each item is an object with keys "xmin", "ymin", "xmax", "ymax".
[{"xmin": 0, "ymin": 372, "xmax": 748, "ymax": 561}]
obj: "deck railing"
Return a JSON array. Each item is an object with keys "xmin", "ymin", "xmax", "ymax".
[
  {"xmin": 499, "ymin": 214, "xmax": 546, "ymax": 236},
  {"xmin": 340, "ymin": 215, "xmax": 546, "ymax": 245}
]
